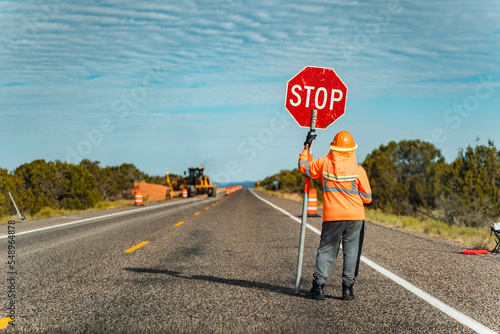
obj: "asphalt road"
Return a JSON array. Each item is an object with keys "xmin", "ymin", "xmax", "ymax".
[{"xmin": 1, "ymin": 189, "xmax": 499, "ymax": 333}]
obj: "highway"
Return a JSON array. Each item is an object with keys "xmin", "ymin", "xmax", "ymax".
[{"xmin": 1, "ymin": 189, "xmax": 499, "ymax": 333}]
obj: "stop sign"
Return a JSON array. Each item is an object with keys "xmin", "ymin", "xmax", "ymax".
[{"xmin": 285, "ymin": 66, "xmax": 348, "ymax": 129}]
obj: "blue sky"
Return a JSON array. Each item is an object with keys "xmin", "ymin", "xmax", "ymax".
[{"xmin": 1, "ymin": 0, "xmax": 499, "ymax": 183}]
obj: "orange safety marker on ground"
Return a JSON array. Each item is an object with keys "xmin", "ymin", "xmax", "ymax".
[
  {"xmin": 307, "ymin": 188, "xmax": 321, "ymax": 217},
  {"xmin": 134, "ymin": 189, "xmax": 143, "ymax": 206},
  {"xmin": 462, "ymin": 249, "xmax": 489, "ymax": 255},
  {"xmin": 182, "ymin": 188, "xmax": 188, "ymax": 198}
]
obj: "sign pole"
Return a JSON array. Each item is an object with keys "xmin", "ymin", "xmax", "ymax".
[
  {"xmin": 285, "ymin": 66, "xmax": 347, "ymax": 293},
  {"xmin": 294, "ymin": 109, "xmax": 317, "ymax": 294}
]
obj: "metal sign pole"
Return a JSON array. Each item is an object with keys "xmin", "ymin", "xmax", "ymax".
[
  {"xmin": 9, "ymin": 192, "xmax": 24, "ymax": 220},
  {"xmin": 295, "ymin": 109, "xmax": 317, "ymax": 294}
]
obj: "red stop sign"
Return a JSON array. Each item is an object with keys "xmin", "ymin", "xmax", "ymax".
[{"xmin": 285, "ymin": 66, "xmax": 348, "ymax": 129}]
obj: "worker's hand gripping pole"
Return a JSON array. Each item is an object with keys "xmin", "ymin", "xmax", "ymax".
[{"xmin": 294, "ymin": 109, "xmax": 317, "ymax": 294}]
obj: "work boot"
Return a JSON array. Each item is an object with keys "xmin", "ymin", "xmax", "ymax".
[
  {"xmin": 342, "ymin": 285, "xmax": 355, "ymax": 300},
  {"xmin": 306, "ymin": 282, "xmax": 325, "ymax": 300}
]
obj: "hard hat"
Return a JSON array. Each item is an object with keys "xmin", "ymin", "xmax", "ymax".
[{"xmin": 329, "ymin": 131, "xmax": 358, "ymax": 152}]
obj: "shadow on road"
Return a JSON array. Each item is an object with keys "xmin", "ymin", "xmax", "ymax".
[{"xmin": 122, "ymin": 267, "xmax": 303, "ymax": 297}]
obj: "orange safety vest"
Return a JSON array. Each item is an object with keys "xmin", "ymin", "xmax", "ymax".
[{"xmin": 299, "ymin": 148, "xmax": 372, "ymax": 221}]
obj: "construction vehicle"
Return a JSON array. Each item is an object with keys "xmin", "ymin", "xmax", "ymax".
[
  {"xmin": 169, "ymin": 167, "xmax": 217, "ymax": 198},
  {"xmin": 185, "ymin": 167, "xmax": 218, "ymax": 197}
]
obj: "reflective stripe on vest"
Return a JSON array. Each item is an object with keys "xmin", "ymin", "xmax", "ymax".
[
  {"xmin": 323, "ymin": 171, "xmax": 358, "ymax": 182},
  {"xmin": 323, "ymin": 180, "xmax": 372, "ymax": 199}
]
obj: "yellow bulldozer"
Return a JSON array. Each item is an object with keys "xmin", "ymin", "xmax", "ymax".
[{"xmin": 168, "ymin": 167, "xmax": 218, "ymax": 198}]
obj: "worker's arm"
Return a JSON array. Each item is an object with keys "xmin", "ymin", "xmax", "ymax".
[
  {"xmin": 298, "ymin": 147, "xmax": 322, "ymax": 179},
  {"xmin": 357, "ymin": 166, "xmax": 372, "ymax": 204}
]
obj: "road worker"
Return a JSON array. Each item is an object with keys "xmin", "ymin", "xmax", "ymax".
[{"xmin": 299, "ymin": 130, "xmax": 372, "ymax": 300}]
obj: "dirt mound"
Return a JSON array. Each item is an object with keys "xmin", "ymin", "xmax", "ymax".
[{"xmin": 133, "ymin": 182, "xmax": 169, "ymax": 201}]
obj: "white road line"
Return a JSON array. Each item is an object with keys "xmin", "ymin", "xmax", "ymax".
[
  {"xmin": 0, "ymin": 198, "xmax": 206, "ymax": 239},
  {"xmin": 249, "ymin": 189, "xmax": 497, "ymax": 334}
]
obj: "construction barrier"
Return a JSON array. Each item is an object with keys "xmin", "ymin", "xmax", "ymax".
[
  {"xmin": 225, "ymin": 185, "xmax": 242, "ymax": 195},
  {"xmin": 182, "ymin": 188, "xmax": 188, "ymax": 198},
  {"xmin": 307, "ymin": 188, "xmax": 321, "ymax": 217},
  {"xmin": 134, "ymin": 189, "xmax": 143, "ymax": 206}
]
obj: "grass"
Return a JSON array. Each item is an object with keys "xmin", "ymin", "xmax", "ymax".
[
  {"xmin": 0, "ymin": 190, "xmax": 168, "ymax": 224},
  {"xmin": 257, "ymin": 188, "xmax": 496, "ymax": 250},
  {"xmin": 0, "ymin": 199, "xmax": 134, "ymax": 225},
  {"xmin": 366, "ymin": 209, "xmax": 495, "ymax": 250}
]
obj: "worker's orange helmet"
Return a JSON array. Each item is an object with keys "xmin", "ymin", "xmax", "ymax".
[{"xmin": 329, "ymin": 131, "xmax": 358, "ymax": 152}]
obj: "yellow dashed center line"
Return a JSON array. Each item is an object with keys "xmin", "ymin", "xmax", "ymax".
[
  {"xmin": 0, "ymin": 317, "xmax": 14, "ymax": 329},
  {"xmin": 124, "ymin": 241, "xmax": 150, "ymax": 253},
  {"xmin": 211, "ymin": 203, "xmax": 215, "ymax": 206},
  {"xmin": 175, "ymin": 221, "xmax": 185, "ymax": 226},
  {"xmin": 205, "ymin": 207, "xmax": 209, "ymax": 210},
  {"xmin": 194, "ymin": 212, "xmax": 200, "ymax": 216}
]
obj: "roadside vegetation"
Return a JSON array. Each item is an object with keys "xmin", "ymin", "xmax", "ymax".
[
  {"xmin": 5, "ymin": 199, "xmax": 133, "ymax": 222},
  {"xmin": 259, "ymin": 139, "xmax": 500, "ymax": 250},
  {"xmin": 258, "ymin": 187, "xmax": 495, "ymax": 250},
  {"xmin": 0, "ymin": 160, "xmax": 178, "ymax": 223},
  {"xmin": 366, "ymin": 209, "xmax": 494, "ymax": 250}
]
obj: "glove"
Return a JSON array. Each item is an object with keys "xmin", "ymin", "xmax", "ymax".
[{"xmin": 304, "ymin": 131, "xmax": 317, "ymax": 146}]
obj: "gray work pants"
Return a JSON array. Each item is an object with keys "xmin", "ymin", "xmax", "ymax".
[{"xmin": 313, "ymin": 220, "xmax": 365, "ymax": 287}]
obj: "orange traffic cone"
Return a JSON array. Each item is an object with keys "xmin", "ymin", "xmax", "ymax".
[
  {"xmin": 182, "ymin": 188, "xmax": 188, "ymax": 198},
  {"xmin": 307, "ymin": 188, "xmax": 321, "ymax": 217},
  {"xmin": 134, "ymin": 189, "xmax": 143, "ymax": 206}
]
